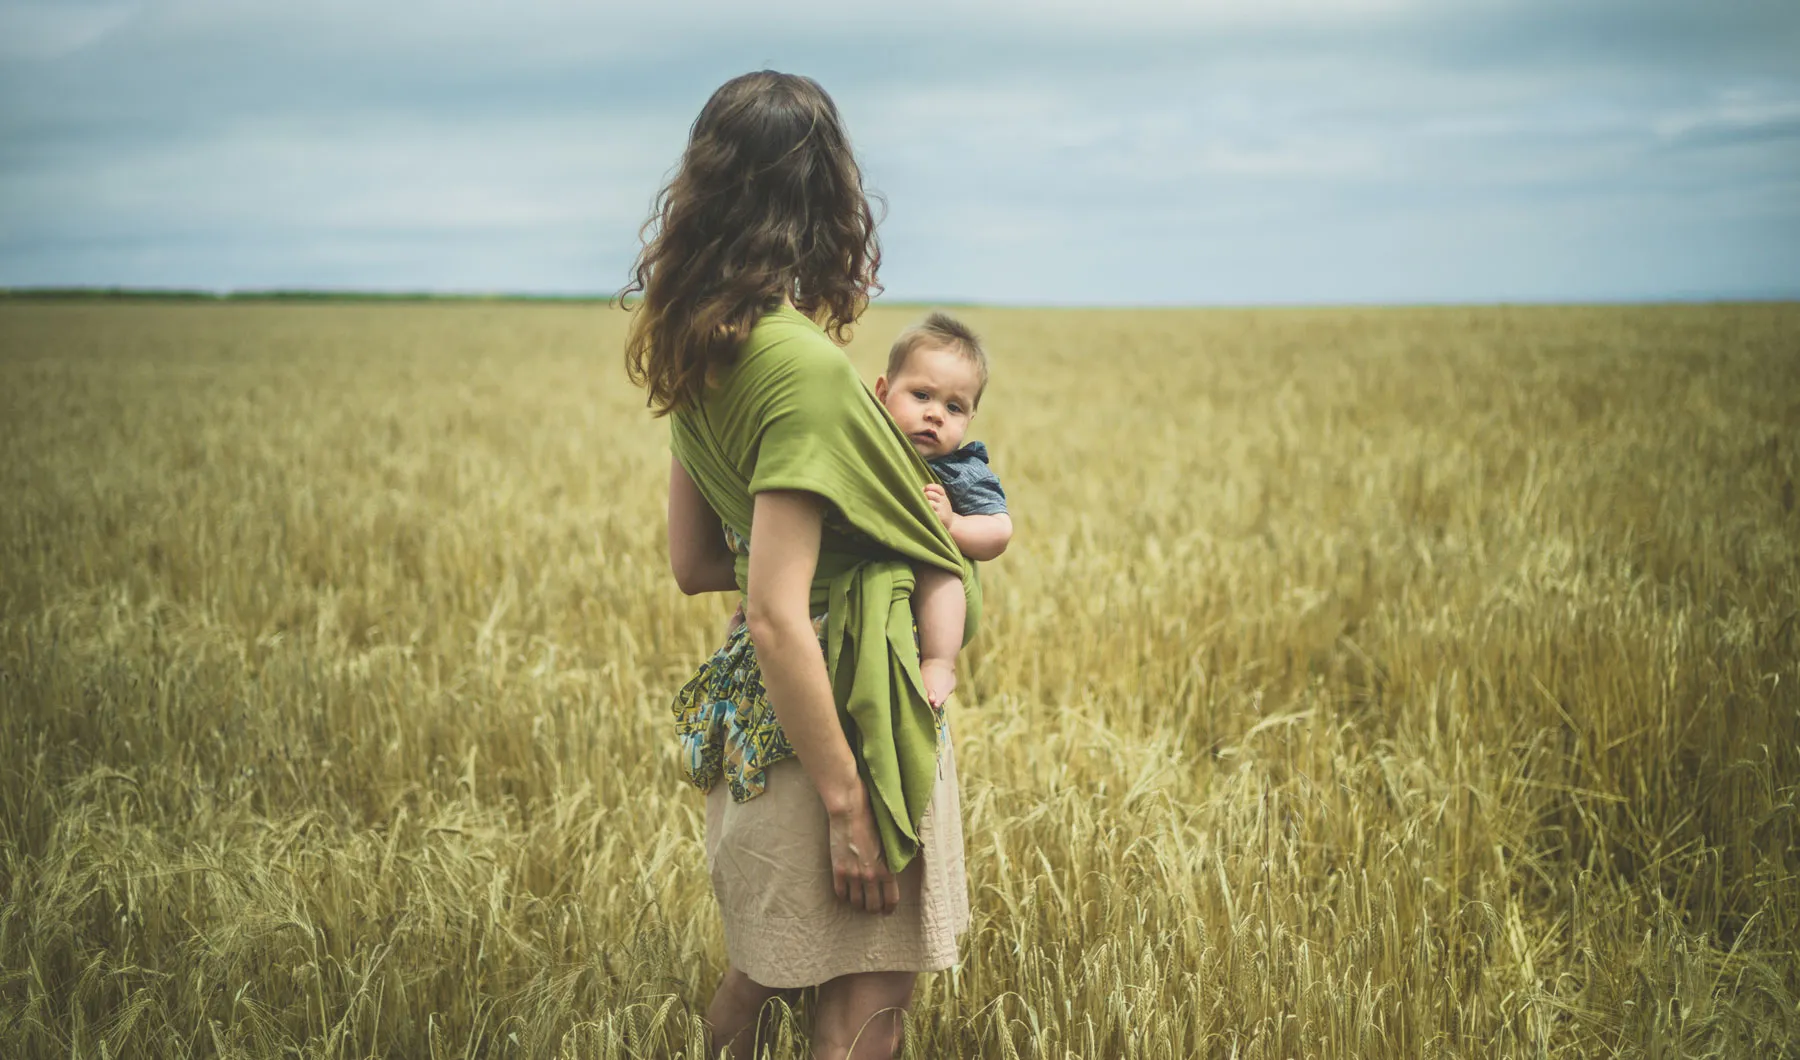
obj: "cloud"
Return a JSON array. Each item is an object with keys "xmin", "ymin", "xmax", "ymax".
[
  {"xmin": 0, "ymin": 1, "xmax": 141, "ymax": 61},
  {"xmin": 1656, "ymin": 95, "xmax": 1800, "ymax": 147},
  {"xmin": 2, "ymin": 0, "xmax": 1797, "ymax": 301}
]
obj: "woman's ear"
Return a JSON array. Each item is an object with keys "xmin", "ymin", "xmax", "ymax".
[{"xmin": 874, "ymin": 376, "xmax": 889, "ymax": 402}]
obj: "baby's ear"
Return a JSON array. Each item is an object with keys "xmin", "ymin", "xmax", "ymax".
[{"xmin": 874, "ymin": 376, "xmax": 889, "ymax": 401}]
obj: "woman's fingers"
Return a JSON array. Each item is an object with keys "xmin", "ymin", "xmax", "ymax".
[
  {"xmin": 853, "ymin": 853, "xmax": 897, "ymax": 915},
  {"xmin": 826, "ymin": 790, "xmax": 902, "ymax": 914},
  {"xmin": 837, "ymin": 860, "xmax": 895, "ymax": 914},
  {"xmin": 862, "ymin": 867, "xmax": 884, "ymax": 914}
]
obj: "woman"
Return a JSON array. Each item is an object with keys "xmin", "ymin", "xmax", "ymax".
[{"xmin": 622, "ymin": 72, "xmax": 976, "ymax": 1060}]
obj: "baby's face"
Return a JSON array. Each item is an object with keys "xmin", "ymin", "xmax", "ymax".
[{"xmin": 876, "ymin": 345, "xmax": 981, "ymax": 460}]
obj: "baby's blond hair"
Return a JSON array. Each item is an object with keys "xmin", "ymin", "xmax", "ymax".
[{"xmin": 885, "ymin": 312, "xmax": 988, "ymax": 406}]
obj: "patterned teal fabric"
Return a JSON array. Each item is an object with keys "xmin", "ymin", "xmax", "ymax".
[{"xmin": 673, "ymin": 612, "xmax": 823, "ymax": 802}]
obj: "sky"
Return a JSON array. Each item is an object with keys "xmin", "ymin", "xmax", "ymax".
[{"xmin": 1, "ymin": 0, "xmax": 1797, "ymax": 305}]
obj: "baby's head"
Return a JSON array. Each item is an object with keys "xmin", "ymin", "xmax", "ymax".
[{"xmin": 875, "ymin": 312, "xmax": 988, "ymax": 461}]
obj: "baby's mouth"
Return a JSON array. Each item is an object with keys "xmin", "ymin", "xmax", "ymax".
[{"xmin": 910, "ymin": 430, "xmax": 939, "ymax": 448}]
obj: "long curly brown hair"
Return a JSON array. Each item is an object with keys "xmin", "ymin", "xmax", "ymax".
[{"xmin": 621, "ymin": 71, "xmax": 883, "ymax": 416}]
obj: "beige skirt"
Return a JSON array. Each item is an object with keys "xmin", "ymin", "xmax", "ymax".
[{"xmin": 704, "ymin": 731, "xmax": 970, "ymax": 989}]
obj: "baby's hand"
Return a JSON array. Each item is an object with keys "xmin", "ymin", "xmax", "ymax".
[
  {"xmin": 923, "ymin": 484, "xmax": 956, "ymax": 530},
  {"xmin": 920, "ymin": 658, "xmax": 957, "ymax": 708}
]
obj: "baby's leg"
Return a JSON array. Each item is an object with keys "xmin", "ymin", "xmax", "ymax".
[{"xmin": 913, "ymin": 564, "xmax": 966, "ymax": 707}]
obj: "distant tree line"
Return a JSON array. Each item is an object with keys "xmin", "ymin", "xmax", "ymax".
[{"xmin": 0, "ymin": 287, "xmax": 622, "ymax": 304}]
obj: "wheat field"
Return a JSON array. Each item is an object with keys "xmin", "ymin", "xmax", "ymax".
[{"xmin": 1, "ymin": 300, "xmax": 1796, "ymax": 1058}]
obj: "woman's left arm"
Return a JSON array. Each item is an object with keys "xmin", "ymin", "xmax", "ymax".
[{"xmin": 668, "ymin": 455, "xmax": 739, "ymax": 595}]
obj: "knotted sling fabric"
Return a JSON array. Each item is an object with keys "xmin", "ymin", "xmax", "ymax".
[{"xmin": 670, "ymin": 304, "xmax": 980, "ymax": 875}]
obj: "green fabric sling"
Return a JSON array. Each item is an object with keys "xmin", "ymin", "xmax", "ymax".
[{"xmin": 669, "ymin": 304, "xmax": 980, "ymax": 874}]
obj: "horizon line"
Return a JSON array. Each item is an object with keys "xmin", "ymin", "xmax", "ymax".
[{"xmin": 3, "ymin": 286, "xmax": 1796, "ymax": 311}]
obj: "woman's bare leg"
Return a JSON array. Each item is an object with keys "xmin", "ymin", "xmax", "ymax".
[
  {"xmin": 706, "ymin": 966, "xmax": 784, "ymax": 1059},
  {"xmin": 812, "ymin": 971, "xmax": 917, "ymax": 1060}
]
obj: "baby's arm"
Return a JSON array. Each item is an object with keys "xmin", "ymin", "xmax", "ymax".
[
  {"xmin": 923, "ymin": 484, "xmax": 1013, "ymax": 561},
  {"xmin": 948, "ymin": 512, "xmax": 1012, "ymax": 561},
  {"xmin": 912, "ymin": 564, "xmax": 965, "ymax": 708}
]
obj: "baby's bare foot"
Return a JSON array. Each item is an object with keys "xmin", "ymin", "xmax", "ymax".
[{"xmin": 920, "ymin": 658, "xmax": 957, "ymax": 708}]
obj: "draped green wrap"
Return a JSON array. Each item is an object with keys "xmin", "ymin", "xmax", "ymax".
[{"xmin": 670, "ymin": 305, "xmax": 980, "ymax": 874}]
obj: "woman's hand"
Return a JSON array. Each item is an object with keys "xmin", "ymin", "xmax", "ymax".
[{"xmin": 826, "ymin": 780, "xmax": 900, "ymax": 914}]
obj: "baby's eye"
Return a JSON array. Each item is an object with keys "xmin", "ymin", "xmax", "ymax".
[
  {"xmin": 912, "ymin": 390, "xmax": 930, "ymax": 401},
  {"xmin": 947, "ymin": 403, "xmax": 964, "ymax": 415}
]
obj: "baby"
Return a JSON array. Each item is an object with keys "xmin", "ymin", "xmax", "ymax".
[{"xmin": 875, "ymin": 312, "xmax": 1013, "ymax": 708}]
